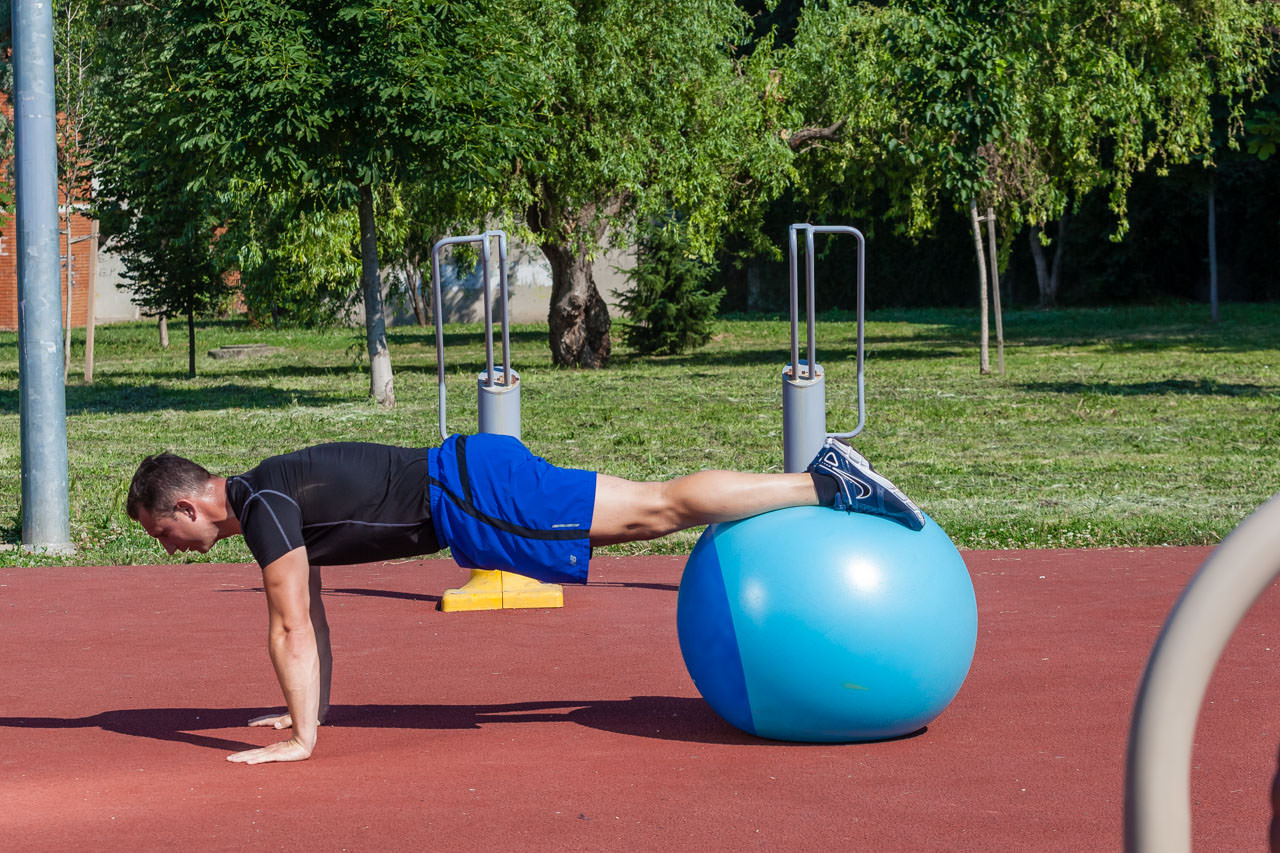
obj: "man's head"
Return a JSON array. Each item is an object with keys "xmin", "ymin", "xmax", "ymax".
[{"xmin": 128, "ymin": 453, "xmax": 224, "ymax": 555}]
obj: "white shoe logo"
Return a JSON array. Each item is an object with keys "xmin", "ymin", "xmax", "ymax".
[{"xmin": 819, "ymin": 452, "xmax": 873, "ymax": 500}]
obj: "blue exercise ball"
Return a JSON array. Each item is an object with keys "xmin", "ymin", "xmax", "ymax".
[{"xmin": 677, "ymin": 505, "xmax": 977, "ymax": 742}]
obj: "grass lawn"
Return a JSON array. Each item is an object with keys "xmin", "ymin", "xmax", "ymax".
[{"xmin": 1, "ymin": 302, "xmax": 1277, "ymax": 567}]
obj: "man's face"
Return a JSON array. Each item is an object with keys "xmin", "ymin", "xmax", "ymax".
[{"xmin": 135, "ymin": 504, "xmax": 218, "ymax": 555}]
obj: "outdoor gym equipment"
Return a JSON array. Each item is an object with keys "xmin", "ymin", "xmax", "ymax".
[
  {"xmin": 782, "ymin": 224, "xmax": 867, "ymax": 473},
  {"xmin": 432, "ymin": 230, "xmax": 521, "ymax": 441},
  {"xmin": 1125, "ymin": 491, "xmax": 1280, "ymax": 852},
  {"xmin": 677, "ymin": 505, "xmax": 976, "ymax": 742},
  {"xmin": 430, "ymin": 230, "xmax": 561, "ymax": 611}
]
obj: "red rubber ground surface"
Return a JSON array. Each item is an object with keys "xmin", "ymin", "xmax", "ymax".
[{"xmin": 3, "ymin": 547, "xmax": 1278, "ymax": 851}]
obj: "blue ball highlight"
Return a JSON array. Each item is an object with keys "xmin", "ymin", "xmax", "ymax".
[{"xmin": 677, "ymin": 506, "xmax": 977, "ymax": 742}]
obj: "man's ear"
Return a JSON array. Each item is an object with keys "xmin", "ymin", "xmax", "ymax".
[{"xmin": 173, "ymin": 499, "xmax": 197, "ymax": 521}]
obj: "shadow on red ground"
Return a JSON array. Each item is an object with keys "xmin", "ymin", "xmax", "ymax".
[{"xmin": 2, "ymin": 547, "xmax": 1277, "ymax": 851}]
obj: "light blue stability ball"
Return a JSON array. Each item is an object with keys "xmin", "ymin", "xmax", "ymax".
[{"xmin": 677, "ymin": 505, "xmax": 977, "ymax": 742}]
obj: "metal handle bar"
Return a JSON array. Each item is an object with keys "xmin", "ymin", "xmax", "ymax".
[
  {"xmin": 1125, "ymin": 491, "xmax": 1280, "ymax": 852},
  {"xmin": 788, "ymin": 223, "xmax": 866, "ymax": 439},
  {"xmin": 431, "ymin": 230, "xmax": 512, "ymax": 441}
]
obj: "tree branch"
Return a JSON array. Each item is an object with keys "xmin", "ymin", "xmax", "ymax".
[{"xmin": 785, "ymin": 120, "xmax": 846, "ymax": 152}]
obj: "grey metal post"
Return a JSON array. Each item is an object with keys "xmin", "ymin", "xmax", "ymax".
[
  {"xmin": 1124, "ymin": 491, "xmax": 1280, "ymax": 853},
  {"xmin": 476, "ymin": 230, "xmax": 520, "ymax": 438},
  {"xmin": 782, "ymin": 224, "xmax": 866, "ymax": 473},
  {"xmin": 13, "ymin": 0, "xmax": 72, "ymax": 552},
  {"xmin": 432, "ymin": 231, "xmax": 520, "ymax": 441}
]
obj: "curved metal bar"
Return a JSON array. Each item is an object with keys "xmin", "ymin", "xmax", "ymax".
[
  {"xmin": 805, "ymin": 228, "xmax": 818, "ymax": 378},
  {"xmin": 788, "ymin": 224, "xmax": 802, "ymax": 380},
  {"xmin": 432, "ymin": 232, "xmax": 503, "ymax": 440},
  {"xmin": 1125, "ymin": 492, "xmax": 1280, "ymax": 852},
  {"xmin": 431, "ymin": 238, "xmax": 457, "ymax": 441},
  {"xmin": 494, "ymin": 230, "xmax": 512, "ymax": 385},
  {"xmin": 787, "ymin": 224, "xmax": 866, "ymax": 439},
  {"xmin": 480, "ymin": 235, "xmax": 495, "ymax": 387},
  {"xmin": 817, "ymin": 225, "xmax": 865, "ymax": 440}
]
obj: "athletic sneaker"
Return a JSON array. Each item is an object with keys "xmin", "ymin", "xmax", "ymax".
[{"xmin": 807, "ymin": 437, "xmax": 926, "ymax": 531}]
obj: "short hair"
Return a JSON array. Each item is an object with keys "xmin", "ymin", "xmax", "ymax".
[{"xmin": 127, "ymin": 453, "xmax": 214, "ymax": 520}]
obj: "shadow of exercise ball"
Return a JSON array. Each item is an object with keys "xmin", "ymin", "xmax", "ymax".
[{"xmin": 677, "ymin": 506, "xmax": 977, "ymax": 742}]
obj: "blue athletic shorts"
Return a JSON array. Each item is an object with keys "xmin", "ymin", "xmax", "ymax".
[{"xmin": 427, "ymin": 434, "xmax": 596, "ymax": 584}]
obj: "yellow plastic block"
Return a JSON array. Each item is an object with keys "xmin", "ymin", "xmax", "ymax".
[
  {"xmin": 500, "ymin": 571, "xmax": 564, "ymax": 609},
  {"xmin": 439, "ymin": 569, "xmax": 503, "ymax": 612},
  {"xmin": 440, "ymin": 569, "xmax": 563, "ymax": 612}
]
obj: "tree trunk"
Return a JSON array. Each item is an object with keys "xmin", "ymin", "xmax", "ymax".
[
  {"xmin": 1029, "ymin": 214, "xmax": 1069, "ymax": 308},
  {"xmin": 527, "ymin": 188, "xmax": 619, "ymax": 368},
  {"xmin": 985, "ymin": 206, "xmax": 1004, "ymax": 376},
  {"xmin": 358, "ymin": 184, "xmax": 395, "ymax": 407},
  {"xmin": 1208, "ymin": 173, "xmax": 1219, "ymax": 323},
  {"xmin": 1029, "ymin": 226, "xmax": 1050, "ymax": 306},
  {"xmin": 415, "ymin": 232, "xmax": 447, "ymax": 327},
  {"xmin": 970, "ymin": 201, "xmax": 991, "ymax": 375},
  {"xmin": 158, "ymin": 314, "xmax": 169, "ymax": 348},
  {"xmin": 63, "ymin": 220, "xmax": 74, "ymax": 383},
  {"xmin": 84, "ymin": 218, "xmax": 98, "ymax": 384},
  {"xmin": 186, "ymin": 305, "xmax": 196, "ymax": 378},
  {"xmin": 1051, "ymin": 213, "xmax": 1068, "ymax": 303},
  {"xmin": 541, "ymin": 241, "xmax": 612, "ymax": 368},
  {"xmin": 408, "ymin": 267, "xmax": 428, "ymax": 326}
]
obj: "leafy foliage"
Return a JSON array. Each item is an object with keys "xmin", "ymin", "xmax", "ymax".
[
  {"xmin": 57, "ymin": 0, "xmax": 1280, "ymax": 363},
  {"xmin": 1245, "ymin": 88, "xmax": 1280, "ymax": 160},
  {"xmin": 502, "ymin": 0, "xmax": 793, "ymax": 365},
  {"xmin": 618, "ymin": 222, "xmax": 724, "ymax": 355},
  {"xmin": 139, "ymin": 0, "xmax": 537, "ymax": 198},
  {"xmin": 90, "ymin": 1, "xmax": 237, "ymax": 377},
  {"xmin": 96, "ymin": 186, "xmax": 232, "ymax": 378},
  {"xmin": 220, "ymin": 189, "xmax": 360, "ymax": 328},
  {"xmin": 91, "ymin": 0, "xmax": 542, "ymax": 400},
  {"xmin": 782, "ymin": 0, "xmax": 1279, "ymax": 237}
]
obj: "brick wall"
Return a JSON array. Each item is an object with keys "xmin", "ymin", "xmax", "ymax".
[
  {"xmin": 0, "ymin": 211, "xmax": 96, "ymax": 330},
  {"xmin": 0, "ymin": 92, "xmax": 101, "ymax": 332}
]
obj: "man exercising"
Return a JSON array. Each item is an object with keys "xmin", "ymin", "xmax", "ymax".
[{"xmin": 127, "ymin": 433, "xmax": 923, "ymax": 765}]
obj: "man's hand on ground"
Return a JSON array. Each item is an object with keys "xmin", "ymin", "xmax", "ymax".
[{"xmin": 227, "ymin": 737, "xmax": 313, "ymax": 765}]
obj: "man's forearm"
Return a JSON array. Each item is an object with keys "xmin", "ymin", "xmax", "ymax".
[
  {"xmin": 268, "ymin": 623, "xmax": 321, "ymax": 751},
  {"xmin": 230, "ymin": 547, "xmax": 320, "ymax": 765}
]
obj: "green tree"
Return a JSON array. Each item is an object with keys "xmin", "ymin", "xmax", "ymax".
[
  {"xmin": 781, "ymin": 0, "xmax": 1278, "ymax": 310},
  {"xmin": 1002, "ymin": 0, "xmax": 1276, "ymax": 306},
  {"xmin": 509, "ymin": 0, "xmax": 792, "ymax": 367},
  {"xmin": 781, "ymin": 1, "xmax": 1014, "ymax": 371},
  {"xmin": 617, "ymin": 221, "xmax": 724, "ymax": 356},
  {"xmin": 92, "ymin": 1, "xmax": 235, "ymax": 378},
  {"xmin": 376, "ymin": 178, "xmax": 495, "ymax": 329},
  {"xmin": 95, "ymin": 0, "xmax": 535, "ymax": 405},
  {"xmin": 221, "ymin": 188, "xmax": 361, "ymax": 329},
  {"xmin": 101, "ymin": 187, "xmax": 231, "ymax": 378}
]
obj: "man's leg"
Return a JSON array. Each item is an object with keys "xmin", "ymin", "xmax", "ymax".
[
  {"xmin": 587, "ymin": 436, "xmax": 925, "ymax": 546},
  {"xmin": 589, "ymin": 471, "xmax": 819, "ymax": 546}
]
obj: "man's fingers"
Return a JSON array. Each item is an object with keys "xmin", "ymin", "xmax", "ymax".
[{"xmin": 247, "ymin": 713, "xmax": 292, "ymax": 729}]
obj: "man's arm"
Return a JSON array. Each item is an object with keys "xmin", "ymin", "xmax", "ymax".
[
  {"xmin": 228, "ymin": 547, "xmax": 321, "ymax": 765},
  {"xmin": 246, "ymin": 565, "xmax": 332, "ymax": 729}
]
